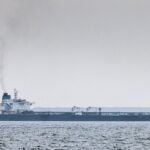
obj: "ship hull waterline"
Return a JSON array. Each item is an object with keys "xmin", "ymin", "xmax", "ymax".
[{"xmin": 0, "ymin": 114, "xmax": 150, "ymax": 121}]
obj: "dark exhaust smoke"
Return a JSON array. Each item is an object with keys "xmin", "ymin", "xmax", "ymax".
[{"xmin": 0, "ymin": 39, "xmax": 5, "ymax": 92}]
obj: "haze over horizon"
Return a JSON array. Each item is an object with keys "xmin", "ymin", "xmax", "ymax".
[{"xmin": 0, "ymin": 0, "xmax": 150, "ymax": 107}]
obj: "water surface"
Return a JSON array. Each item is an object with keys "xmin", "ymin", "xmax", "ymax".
[{"xmin": 0, "ymin": 121, "xmax": 150, "ymax": 150}]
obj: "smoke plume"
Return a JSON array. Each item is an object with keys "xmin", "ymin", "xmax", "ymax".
[
  {"xmin": 0, "ymin": 1, "xmax": 20, "ymax": 92},
  {"xmin": 0, "ymin": 39, "xmax": 5, "ymax": 92}
]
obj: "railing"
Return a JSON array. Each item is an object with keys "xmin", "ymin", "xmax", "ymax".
[{"xmin": 33, "ymin": 111, "xmax": 150, "ymax": 116}]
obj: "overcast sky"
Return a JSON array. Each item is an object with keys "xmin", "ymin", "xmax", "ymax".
[{"xmin": 0, "ymin": 0, "xmax": 150, "ymax": 107}]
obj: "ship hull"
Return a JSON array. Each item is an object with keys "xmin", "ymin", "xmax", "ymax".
[{"xmin": 0, "ymin": 114, "xmax": 150, "ymax": 121}]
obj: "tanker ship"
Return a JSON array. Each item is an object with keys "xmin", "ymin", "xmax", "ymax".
[{"xmin": 0, "ymin": 89, "xmax": 150, "ymax": 121}]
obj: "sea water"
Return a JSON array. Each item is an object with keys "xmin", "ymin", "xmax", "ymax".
[{"xmin": 0, "ymin": 121, "xmax": 150, "ymax": 150}]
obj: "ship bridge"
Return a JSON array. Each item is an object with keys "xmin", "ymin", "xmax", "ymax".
[{"xmin": 0, "ymin": 89, "xmax": 32, "ymax": 114}]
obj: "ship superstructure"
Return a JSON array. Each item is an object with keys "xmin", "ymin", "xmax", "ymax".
[{"xmin": 0, "ymin": 89, "xmax": 32, "ymax": 114}]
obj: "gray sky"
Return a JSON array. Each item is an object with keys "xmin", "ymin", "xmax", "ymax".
[{"xmin": 0, "ymin": 0, "xmax": 150, "ymax": 107}]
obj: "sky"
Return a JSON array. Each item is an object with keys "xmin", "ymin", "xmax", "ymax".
[{"xmin": 0, "ymin": 0, "xmax": 150, "ymax": 107}]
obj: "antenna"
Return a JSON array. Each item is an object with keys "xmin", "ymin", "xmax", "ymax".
[{"xmin": 14, "ymin": 88, "xmax": 18, "ymax": 99}]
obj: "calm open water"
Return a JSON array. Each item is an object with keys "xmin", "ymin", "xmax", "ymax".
[{"xmin": 0, "ymin": 121, "xmax": 150, "ymax": 150}]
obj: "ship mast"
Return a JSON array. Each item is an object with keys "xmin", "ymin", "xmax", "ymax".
[{"xmin": 14, "ymin": 88, "xmax": 18, "ymax": 100}]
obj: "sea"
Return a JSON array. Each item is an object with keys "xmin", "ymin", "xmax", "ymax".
[{"xmin": 0, "ymin": 121, "xmax": 150, "ymax": 150}]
